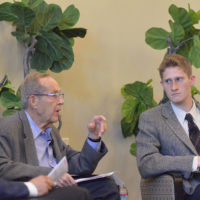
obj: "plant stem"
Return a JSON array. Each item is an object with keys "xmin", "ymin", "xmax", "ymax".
[{"xmin": 23, "ymin": 36, "xmax": 37, "ymax": 78}]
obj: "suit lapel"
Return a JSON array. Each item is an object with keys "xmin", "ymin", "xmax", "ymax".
[
  {"xmin": 161, "ymin": 102, "xmax": 197, "ymax": 154},
  {"xmin": 18, "ymin": 111, "xmax": 39, "ymax": 165},
  {"xmin": 50, "ymin": 128, "xmax": 63, "ymax": 162}
]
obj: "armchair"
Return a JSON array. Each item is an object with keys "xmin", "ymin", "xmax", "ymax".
[{"xmin": 140, "ymin": 173, "xmax": 185, "ymax": 200}]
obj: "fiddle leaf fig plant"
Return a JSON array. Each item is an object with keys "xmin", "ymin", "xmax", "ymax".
[
  {"xmin": 0, "ymin": 0, "xmax": 87, "ymax": 77},
  {"xmin": 121, "ymin": 79, "xmax": 157, "ymax": 138},
  {"xmin": 0, "ymin": 0, "xmax": 86, "ymax": 116},
  {"xmin": 145, "ymin": 4, "xmax": 200, "ymax": 67}
]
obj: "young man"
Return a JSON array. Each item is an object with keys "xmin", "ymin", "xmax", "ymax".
[
  {"xmin": 136, "ymin": 54, "xmax": 200, "ymax": 199},
  {"xmin": 0, "ymin": 72, "xmax": 119, "ymax": 200}
]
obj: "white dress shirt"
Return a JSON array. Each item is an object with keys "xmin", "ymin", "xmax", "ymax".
[{"xmin": 171, "ymin": 101, "xmax": 200, "ymax": 171}]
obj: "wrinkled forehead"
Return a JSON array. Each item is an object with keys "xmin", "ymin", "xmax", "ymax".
[{"xmin": 38, "ymin": 76, "xmax": 61, "ymax": 92}]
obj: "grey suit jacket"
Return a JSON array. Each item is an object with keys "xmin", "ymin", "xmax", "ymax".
[
  {"xmin": 0, "ymin": 110, "xmax": 107, "ymax": 181},
  {"xmin": 136, "ymin": 101, "xmax": 200, "ymax": 194}
]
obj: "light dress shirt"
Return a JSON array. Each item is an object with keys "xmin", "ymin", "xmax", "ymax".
[
  {"xmin": 171, "ymin": 101, "xmax": 200, "ymax": 171},
  {"xmin": 25, "ymin": 111, "xmax": 57, "ymax": 168}
]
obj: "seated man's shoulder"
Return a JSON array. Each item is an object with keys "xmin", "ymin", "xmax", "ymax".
[
  {"xmin": 140, "ymin": 103, "xmax": 165, "ymax": 118},
  {"xmin": 0, "ymin": 111, "xmax": 21, "ymax": 132}
]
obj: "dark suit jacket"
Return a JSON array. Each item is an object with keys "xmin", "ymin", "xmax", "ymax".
[
  {"xmin": 0, "ymin": 178, "xmax": 29, "ymax": 199},
  {"xmin": 136, "ymin": 101, "xmax": 200, "ymax": 194},
  {"xmin": 0, "ymin": 110, "xmax": 108, "ymax": 181}
]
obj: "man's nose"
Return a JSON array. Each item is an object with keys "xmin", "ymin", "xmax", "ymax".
[
  {"xmin": 171, "ymin": 80, "xmax": 178, "ymax": 90},
  {"xmin": 58, "ymin": 95, "xmax": 64, "ymax": 105}
]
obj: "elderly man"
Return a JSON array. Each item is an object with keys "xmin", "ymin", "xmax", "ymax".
[{"xmin": 0, "ymin": 72, "xmax": 119, "ymax": 200}]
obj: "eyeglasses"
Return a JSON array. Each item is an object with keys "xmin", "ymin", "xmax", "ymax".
[{"xmin": 32, "ymin": 93, "xmax": 64, "ymax": 99}]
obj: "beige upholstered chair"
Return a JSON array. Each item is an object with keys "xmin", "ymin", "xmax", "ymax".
[{"xmin": 140, "ymin": 173, "xmax": 185, "ymax": 200}]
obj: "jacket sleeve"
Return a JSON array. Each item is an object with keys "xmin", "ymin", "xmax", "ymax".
[
  {"xmin": 52, "ymin": 129, "xmax": 108, "ymax": 176},
  {"xmin": 0, "ymin": 178, "xmax": 29, "ymax": 199},
  {"xmin": 67, "ymin": 140, "xmax": 108, "ymax": 175}
]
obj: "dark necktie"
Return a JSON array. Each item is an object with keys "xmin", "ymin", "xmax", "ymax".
[{"xmin": 185, "ymin": 113, "xmax": 200, "ymax": 154}]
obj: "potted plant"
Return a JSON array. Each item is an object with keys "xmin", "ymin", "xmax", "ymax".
[{"xmin": 0, "ymin": 0, "xmax": 86, "ymax": 116}]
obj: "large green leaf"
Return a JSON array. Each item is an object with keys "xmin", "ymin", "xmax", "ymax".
[
  {"xmin": 36, "ymin": 31, "xmax": 63, "ymax": 60},
  {"xmin": 50, "ymin": 37, "xmax": 74, "ymax": 72},
  {"xmin": 0, "ymin": 2, "xmax": 17, "ymax": 22},
  {"xmin": 0, "ymin": 79, "xmax": 14, "ymax": 91},
  {"xmin": 169, "ymin": 4, "xmax": 193, "ymax": 33},
  {"xmin": 145, "ymin": 28, "xmax": 169, "ymax": 49},
  {"xmin": 31, "ymin": 31, "xmax": 74, "ymax": 72},
  {"xmin": 121, "ymin": 117, "xmax": 134, "ymax": 138},
  {"xmin": 188, "ymin": 6, "xmax": 199, "ymax": 24},
  {"xmin": 30, "ymin": 50, "xmax": 53, "ymax": 71},
  {"xmin": 38, "ymin": 4, "xmax": 62, "ymax": 31},
  {"xmin": 59, "ymin": 4, "xmax": 80, "ymax": 30},
  {"xmin": 121, "ymin": 85, "xmax": 133, "ymax": 98},
  {"xmin": 124, "ymin": 81, "xmax": 154, "ymax": 106},
  {"xmin": 122, "ymin": 99, "xmax": 138, "ymax": 123},
  {"xmin": 188, "ymin": 35, "xmax": 200, "ymax": 68},
  {"xmin": 138, "ymin": 102, "xmax": 148, "ymax": 114},
  {"xmin": 29, "ymin": 1, "xmax": 47, "ymax": 34},
  {"xmin": 0, "ymin": 91, "xmax": 21, "ymax": 109},
  {"xmin": 11, "ymin": 30, "xmax": 29, "ymax": 43},
  {"xmin": 11, "ymin": 3, "xmax": 35, "ymax": 30},
  {"xmin": 60, "ymin": 28, "xmax": 87, "ymax": 38},
  {"xmin": 169, "ymin": 20, "xmax": 185, "ymax": 46}
]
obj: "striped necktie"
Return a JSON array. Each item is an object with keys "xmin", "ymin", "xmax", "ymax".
[{"xmin": 185, "ymin": 113, "xmax": 200, "ymax": 154}]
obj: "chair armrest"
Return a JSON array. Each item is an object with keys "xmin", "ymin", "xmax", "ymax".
[
  {"xmin": 140, "ymin": 173, "xmax": 185, "ymax": 200},
  {"xmin": 167, "ymin": 173, "xmax": 185, "ymax": 200}
]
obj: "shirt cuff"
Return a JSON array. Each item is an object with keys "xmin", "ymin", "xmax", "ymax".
[
  {"xmin": 24, "ymin": 182, "xmax": 38, "ymax": 197},
  {"xmin": 192, "ymin": 156, "xmax": 198, "ymax": 171},
  {"xmin": 87, "ymin": 138, "xmax": 101, "ymax": 151}
]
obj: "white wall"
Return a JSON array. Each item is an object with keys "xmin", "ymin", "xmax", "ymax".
[{"xmin": 1, "ymin": 0, "xmax": 200, "ymax": 199}]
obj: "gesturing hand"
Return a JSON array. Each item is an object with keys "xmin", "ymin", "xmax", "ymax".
[{"xmin": 87, "ymin": 115, "xmax": 107, "ymax": 140}]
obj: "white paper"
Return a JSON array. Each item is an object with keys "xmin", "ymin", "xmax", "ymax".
[
  {"xmin": 75, "ymin": 171, "xmax": 114, "ymax": 183},
  {"xmin": 48, "ymin": 156, "xmax": 68, "ymax": 182}
]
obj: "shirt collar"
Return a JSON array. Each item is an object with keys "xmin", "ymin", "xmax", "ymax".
[
  {"xmin": 24, "ymin": 110, "xmax": 52, "ymax": 139},
  {"xmin": 171, "ymin": 100, "xmax": 198, "ymax": 124}
]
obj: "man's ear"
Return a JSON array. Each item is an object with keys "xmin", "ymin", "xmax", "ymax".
[
  {"xmin": 160, "ymin": 80, "xmax": 164, "ymax": 88},
  {"xmin": 28, "ymin": 95, "xmax": 38, "ymax": 109},
  {"xmin": 190, "ymin": 75, "xmax": 196, "ymax": 86}
]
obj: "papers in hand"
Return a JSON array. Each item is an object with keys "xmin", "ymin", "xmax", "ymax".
[
  {"xmin": 75, "ymin": 172, "xmax": 114, "ymax": 183},
  {"xmin": 48, "ymin": 156, "xmax": 68, "ymax": 183}
]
